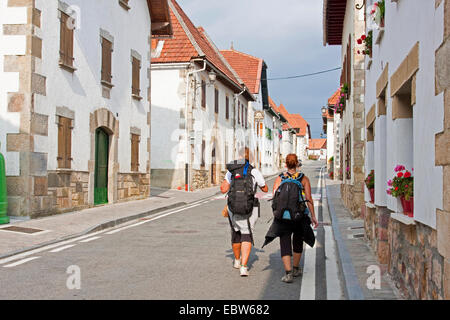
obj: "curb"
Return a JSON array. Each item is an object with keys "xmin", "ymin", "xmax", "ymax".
[{"xmin": 325, "ymin": 181, "xmax": 365, "ymax": 300}]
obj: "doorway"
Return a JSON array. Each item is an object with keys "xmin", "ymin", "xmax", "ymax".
[
  {"xmin": 94, "ymin": 127, "xmax": 109, "ymax": 205},
  {"xmin": 211, "ymin": 145, "xmax": 217, "ymax": 185}
]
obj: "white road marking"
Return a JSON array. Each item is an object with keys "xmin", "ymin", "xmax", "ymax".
[
  {"xmin": 300, "ymin": 244, "xmax": 316, "ymax": 300},
  {"xmin": 324, "ymin": 226, "xmax": 343, "ymax": 299},
  {"xmin": 79, "ymin": 236, "xmax": 101, "ymax": 243},
  {"xmin": 50, "ymin": 244, "xmax": 77, "ymax": 253},
  {"xmin": 3, "ymin": 256, "xmax": 40, "ymax": 268}
]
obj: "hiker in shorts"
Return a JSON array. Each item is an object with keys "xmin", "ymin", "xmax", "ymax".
[
  {"xmin": 220, "ymin": 147, "xmax": 268, "ymax": 277},
  {"xmin": 263, "ymin": 154, "xmax": 318, "ymax": 283}
]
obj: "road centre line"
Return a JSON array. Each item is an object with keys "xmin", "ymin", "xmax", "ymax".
[
  {"xmin": 79, "ymin": 236, "xmax": 101, "ymax": 243},
  {"xmin": 50, "ymin": 244, "xmax": 77, "ymax": 253},
  {"xmin": 3, "ymin": 256, "xmax": 41, "ymax": 268}
]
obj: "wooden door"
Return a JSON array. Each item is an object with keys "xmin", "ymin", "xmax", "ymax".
[
  {"xmin": 94, "ymin": 128, "xmax": 109, "ymax": 205},
  {"xmin": 211, "ymin": 146, "xmax": 217, "ymax": 185}
]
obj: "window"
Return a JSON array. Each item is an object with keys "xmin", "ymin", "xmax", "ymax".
[
  {"xmin": 214, "ymin": 88, "xmax": 219, "ymax": 114},
  {"xmin": 59, "ymin": 12, "xmax": 74, "ymax": 69},
  {"xmin": 201, "ymin": 80, "xmax": 206, "ymax": 108},
  {"xmin": 241, "ymin": 104, "xmax": 244, "ymax": 127},
  {"xmin": 57, "ymin": 116, "xmax": 73, "ymax": 169},
  {"xmin": 131, "ymin": 134, "xmax": 140, "ymax": 172},
  {"xmin": 345, "ymin": 132, "xmax": 351, "ymax": 180},
  {"xmin": 245, "ymin": 106, "xmax": 248, "ymax": 129},
  {"xmin": 101, "ymin": 37, "xmax": 113, "ymax": 86},
  {"xmin": 131, "ymin": 56, "xmax": 141, "ymax": 98},
  {"xmin": 225, "ymin": 96, "xmax": 229, "ymax": 120}
]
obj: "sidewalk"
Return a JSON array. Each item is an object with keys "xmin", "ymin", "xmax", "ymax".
[
  {"xmin": 0, "ymin": 186, "xmax": 221, "ymax": 259},
  {"xmin": 325, "ymin": 178, "xmax": 402, "ymax": 300}
]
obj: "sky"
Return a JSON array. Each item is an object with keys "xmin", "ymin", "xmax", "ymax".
[{"xmin": 177, "ymin": 0, "xmax": 342, "ymax": 139}]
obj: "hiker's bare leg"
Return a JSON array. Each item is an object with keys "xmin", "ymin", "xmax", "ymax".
[
  {"xmin": 241, "ymin": 242, "xmax": 252, "ymax": 266},
  {"xmin": 282, "ymin": 255, "xmax": 292, "ymax": 271},
  {"xmin": 293, "ymin": 252, "xmax": 302, "ymax": 268},
  {"xmin": 232, "ymin": 243, "xmax": 241, "ymax": 260}
]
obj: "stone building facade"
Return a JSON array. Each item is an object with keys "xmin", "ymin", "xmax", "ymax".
[
  {"xmin": 362, "ymin": 0, "xmax": 448, "ymax": 299},
  {"xmin": 323, "ymin": 0, "xmax": 366, "ymax": 218},
  {"xmin": 0, "ymin": 0, "xmax": 172, "ymax": 217}
]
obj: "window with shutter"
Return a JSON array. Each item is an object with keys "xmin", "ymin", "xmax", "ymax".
[
  {"xmin": 214, "ymin": 89, "xmax": 219, "ymax": 114},
  {"xmin": 241, "ymin": 104, "xmax": 244, "ymax": 127},
  {"xmin": 57, "ymin": 116, "xmax": 73, "ymax": 169},
  {"xmin": 245, "ymin": 106, "xmax": 247, "ymax": 129},
  {"xmin": 201, "ymin": 80, "xmax": 206, "ymax": 109},
  {"xmin": 101, "ymin": 37, "xmax": 113, "ymax": 85},
  {"xmin": 132, "ymin": 56, "xmax": 141, "ymax": 98},
  {"xmin": 131, "ymin": 134, "xmax": 140, "ymax": 172},
  {"xmin": 225, "ymin": 96, "xmax": 229, "ymax": 120},
  {"xmin": 59, "ymin": 12, "xmax": 75, "ymax": 70},
  {"xmin": 237, "ymin": 102, "xmax": 240, "ymax": 124}
]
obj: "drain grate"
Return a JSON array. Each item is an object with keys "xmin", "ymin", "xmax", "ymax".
[
  {"xmin": 0, "ymin": 226, "xmax": 44, "ymax": 234},
  {"xmin": 347, "ymin": 233, "xmax": 365, "ymax": 239}
]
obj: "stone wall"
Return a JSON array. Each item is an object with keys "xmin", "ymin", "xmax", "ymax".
[
  {"xmin": 434, "ymin": 0, "xmax": 450, "ymax": 300},
  {"xmin": 388, "ymin": 219, "xmax": 445, "ymax": 299},
  {"xmin": 191, "ymin": 169, "xmax": 209, "ymax": 190},
  {"xmin": 364, "ymin": 205, "xmax": 390, "ymax": 264},
  {"xmin": 341, "ymin": 182, "xmax": 364, "ymax": 218},
  {"xmin": 117, "ymin": 173, "xmax": 150, "ymax": 201}
]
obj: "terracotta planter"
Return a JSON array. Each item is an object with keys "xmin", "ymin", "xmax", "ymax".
[
  {"xmin": 369, "ymin": 188, "xmax": 375, "ymax": 203},
  {"xmin": 400, "ymin": 196, "xmax": 414, "ymax": 217}
]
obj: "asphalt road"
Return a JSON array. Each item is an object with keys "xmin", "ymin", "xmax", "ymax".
[{"xmin": 0, "ymin": 160, "xmax": 342, "ymax": 300}]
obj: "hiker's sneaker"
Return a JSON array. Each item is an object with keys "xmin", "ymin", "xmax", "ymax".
[
  {"xmin": 293, "ymin": 267, "xmax": 303, "ymax": 277},
  {"xmin": 281, "ymin": 272, "xmax": 294, "ymax": 283},
  {"xmin": 240, "ymin": 266, "xmax": 249, "ymax": 277},
  {"xmin": 233, "ymin": 259, "xmax": 241, "ymax": 269}
]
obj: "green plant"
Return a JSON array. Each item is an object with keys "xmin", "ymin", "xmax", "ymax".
[
  {"xmin": 357, "ymin": 30, "xmax": 373, "ymax": 56},
  {"xmin": 329, "ymin": 156, "xmax": 334, "ymax": 162},
  {"xmin": 387, "ymin": 165, "xmax": 414, "ymax": 200}
]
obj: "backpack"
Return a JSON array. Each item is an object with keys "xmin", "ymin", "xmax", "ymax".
[
  {"xmin": 226, "ymin": 160, "xmax": 257, "ymax": 218},
  {"xmin": 271, "ymin": 172, "xmax": 308, "ymax": 222}
]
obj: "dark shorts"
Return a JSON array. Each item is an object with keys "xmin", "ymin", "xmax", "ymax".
[
  {"xmin": 231, "ymin": 229, "xmax": 253, "ymax": 244},
  {"xmin": 279, "ymin": 231, "xmax": 304, "ymax": 257}
]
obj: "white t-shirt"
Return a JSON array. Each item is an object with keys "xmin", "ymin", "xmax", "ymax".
[{"xmin": 225, "ymin": 168, "xmax": 266, "ymax": 190}]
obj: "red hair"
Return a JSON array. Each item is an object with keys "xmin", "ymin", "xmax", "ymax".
[{"xmin": 286, "ymin": 154, "xmax": 299, "ymax": 170}]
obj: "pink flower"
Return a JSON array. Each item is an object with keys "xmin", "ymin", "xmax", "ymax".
[
  {"xmin": 386, "ymin": 189, "xmax": 392, "ymax": 195},
  {"xmin": 405, "ymin": 185, "xmax": 409, "ymax": 188},
  {"xmin": 387, "ymin": 180, "xmax": 393, "ymax": 186},
  {"xmin": 374, "ymin": 3, "xmax": 378, "ymax": 7}
]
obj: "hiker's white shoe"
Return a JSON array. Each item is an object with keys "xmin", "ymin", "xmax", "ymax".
[
  {"xmin": 240, "ymin": 266, "xmax": 249, "ymax": 277},
  {"xmin": 233, "ymin": 259, "xmax": 241, "ymax": 269}
]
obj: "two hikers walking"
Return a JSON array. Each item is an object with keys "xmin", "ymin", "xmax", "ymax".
[{"xmin": 221, "ymin": 151, "xmax": 318, "ymax": 282}]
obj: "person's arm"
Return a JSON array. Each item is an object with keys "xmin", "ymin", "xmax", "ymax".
[
  {"xmin": 220, "ymin": 180, "xmax": 230, "ymax": 194},
  {"xmin": 272, "ymin": 176, "xmax": 282, "ymax": 195},
  {"xmin": 254, "ymin": 170, "xmax": 268, "ymax": 193},
  {"xmin": 302, "ymin": 176, "xmax": 319, "ymax": 228}
]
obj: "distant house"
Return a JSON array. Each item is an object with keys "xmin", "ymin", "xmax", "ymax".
[
  {"xmin": 324, "ymin": 89, "xmax": 340, "ymax": 177},
  {"xmin": 150, "ymin": 0, "xmax": 254, "ymax": 190},
  {"xmin": 307, "ymin": 139, "xmax": 327, "ymax": 160}
]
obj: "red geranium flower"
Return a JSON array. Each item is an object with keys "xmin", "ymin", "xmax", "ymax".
[
  {"xmin": 361, "ymin": 35, "xmax": 366, "ymax": 40},
  {"xmin": 397, "ymin": 172, "xmax": 403, "ymax": 178},
  {"xmin": 395, "ymin": 187, "xmax": 399, "ymax": 191},
  {"xmin": 357, "ymin": 39, "xmax": 363, "ymax": 45},
  {"xmin": 404, "ymin": 171, "xmax": 411, "ymax": 178}
]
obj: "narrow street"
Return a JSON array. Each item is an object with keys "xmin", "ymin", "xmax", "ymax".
[{"xmin": 0, "ymin": 161, "xmax": 345, "ymax": 300}]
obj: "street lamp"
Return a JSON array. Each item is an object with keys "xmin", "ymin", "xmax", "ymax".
[
  {"xmin": 208, "ymin": 70, "xmax": 217, "ymax": 85},
  {"xmin": 321, "ymin": 106, "xmax": 327, "ymax": 114}
]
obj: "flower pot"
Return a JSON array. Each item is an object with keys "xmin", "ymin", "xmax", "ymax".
[
  {"xmin": 369, "ymin": 188, "xmax": 375, "ymax": 203},
  {"xmin": 400, "ymin": 196, "xmax": 414, "ymax": 217},
  {"xmin": 380, "ymin": 18, "xmax": 385, "ymax": 28}
]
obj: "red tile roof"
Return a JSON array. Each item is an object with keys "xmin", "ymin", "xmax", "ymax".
[
  {"xmin": 152, "ymin": 0, "xmax": 241, "ymax": 88},
  {"xmin": 309, "ymin": 139, "xmax": 327, "ymax": 150},
  {"xmin": 273, "ymin": 101, "xmax": 309, "ymax": 136},
  {"xmin": 328, "ymin": 88, "xmax": 341, "ymax": 106},
  {"xmin": 221, "ymin": 49, "xmax": 263, "ymax": 95}
]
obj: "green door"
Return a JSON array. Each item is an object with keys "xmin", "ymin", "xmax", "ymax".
[{"xmin": 94, "ymin": 128, "xmax": 109, "ymax": 205}]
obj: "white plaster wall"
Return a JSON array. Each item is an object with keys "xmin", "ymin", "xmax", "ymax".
[
  {"xmin": 327, "ymin": 118, "xmax": 335, "ymax": 161},
  {"xmin": 36, "ymin": 0, "xmax": 151, "ymax": 174},
  {"xmin": 0, "ymin": 0, "xmax": 27, "ymax": 176},
  {"xmin": 364, "ymin": 0, "xmax": 445, "ymax": 228}
]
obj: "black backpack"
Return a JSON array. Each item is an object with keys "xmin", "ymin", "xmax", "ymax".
[
  {"xmin": 272, "ymin": 172, "xmax": 308, "ymax": 222},
  {"xmin": 226, "ymin": 160, "xmax": 257, "ymax": 218}
]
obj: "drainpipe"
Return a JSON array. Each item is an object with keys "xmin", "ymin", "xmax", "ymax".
[{"xmin": 185, "ymin": 59, "xmax": 206, "ymax": 192}]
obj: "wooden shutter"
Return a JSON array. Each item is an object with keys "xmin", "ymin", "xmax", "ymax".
[
  {"xmin": 225, "ymin": 96, "xmax": 229, "ymax": 119},
  {"xmin": 57, "ymin": 116, "xmax": 72, "ymax": 169},
  {"xmin": 60, "ymin": 12, "xmax": 74, "ymax": 67},
  {"xmin": 214, "ymin": 89, "xmax": 219, "ymax": 114},
  {"xmin": 346, "ymin": 37, "xmax": 351, "ymax": 95},
  {"xmin": 245, "ymin": 106, "xmax": 248, "ymax": 129},
  {"xmin": 132, "ymin": 57, "xmax": 140, "ymax": 96},
  {"xmin": 201, "ymin": 80, "xmax": 206, "ymax": 108},
  {"xmin": 131, "ymin": 134, "xmax": 140, "ymax": 172},
  {"xmin": 102, "ymin": 38, "xmax": 112, "ymax": 83},
  {"xmin": 241, "ymin": 104, "xmax": 244, "ymax": 127},
  {"xmin": 238, "ymin": 102, "xmax": 240, "ymax": 124}
]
